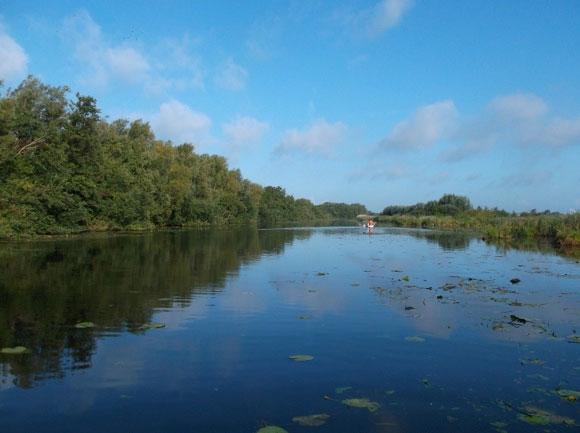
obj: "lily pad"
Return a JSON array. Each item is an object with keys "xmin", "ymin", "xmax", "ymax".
[
  {"xmin": 1, "ymin": 346, "xmax": 29, "ymax": 355},
  {"xmin": 289, "ymin": 354, "xmax": 314, "ymax": 362},
  {"xmin": 567, "ymin": 335, "xmax": 580, "ymax": 344},
  {"xmin": 402, "ymin": 276, "xmax": 410, "ymax": 282},
  {"xmin": 74, "ymin": 321, "xmax": 95, "ymax": 329},
  {"xmin": 140, "ymin": 322, "xmax": 165, "ymax": 330},
  {"xmin": 518, "ymin": 406, "xmax": 576, "ymax": 426},
  {"xmin": 405, "ymin": 336, "xmax": 425, "ymax": 343},
  {"xmin": 342, "ymin": 398, "xmax": 380, "ymax": 412},
  {"xmin": 335, "ymin": 386, "xmax": 352, "ymax": 394},
  {"xmin": 292, "ymin": 413, "xmax": 330, "ymax": 427},
  {"xmin": 555, "ymin": 389, "xmax": 580, "ymax": 402},
  {"xmin": 256, "ymin": 426, "xmax": 288, "ymax": 433}
]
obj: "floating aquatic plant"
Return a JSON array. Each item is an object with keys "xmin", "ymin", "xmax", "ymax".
[
  {"xmin": 1, "ymin": 346, "xmax": 29, "ymax": 355},
  {"xmin": 292, "ymin": 413, "xmax": 330, "ymax": 426},
  {"xmin": 139, "ymin": 322, "xmax": 165, "ymax": 330},
  {"xmin": 517, "ymin": 406, "xmax": 576, "ymax": 426},
  {"xmin": 342, "ymin": 398, "xmax": 380, "ymax": 412},
  {"xmin": 289, "ymin": 354, "xmax": 314, "ymax": 362},
  {"xmin": 256, "ymin": 426, "xmax": 288, "ymax": 433},
  {"xmin": 74, "ymin": 322, "xmax": 95, "ymax": 329},
  {"xmin": 555, "ymin": 389, "xmax": 580, "ymax": 402}
]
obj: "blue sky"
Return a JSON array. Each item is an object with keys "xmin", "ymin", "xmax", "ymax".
[{"xmin": 1, "ymin": 0, "xmax": 579, "ymax": 212}]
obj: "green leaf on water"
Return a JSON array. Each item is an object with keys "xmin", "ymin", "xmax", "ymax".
[
  {"xmin": 140, "ymin": 322, "xmax": 165, "ymax": 330},
  {"xmin": 402, "ymin": 276, "xmax": 410, "ymax": 282},
  {"xmin": 520, "ymin": 358, "xmax": 544, "ymax": 365},
  {"xmin": 517, "ymin": 406, "xmax": 576, "ymax": 426},
  {"xmin": 289, "ymin": 354, "xmax": 314, "ymax": 362},
  {"xmin": 1, "ymin": 346, "xmax": 29, "ymax": 355},
  {"xmin": 292, "ymin": 413, "xmax": 330, "ymax": 426},
  {"xmin": 335, "ymin": 386, "xmax": 352, "ymax": 394},
  {"xmin": 342, "ymin": 398, "xmax": 381, "ymax": 412},
  {"xmin": 74, "ymin": 321, "xmax": 95, "ymax": 329},
  {"xmin": 405, "ymin": 336, "xmax": 425, "ymax": 343},
  {"xmin": 555, "ymin": 389, "xmax": 580, "ymax": 402},
  {"xmin": 256, "ymin": 426, "xmax": 288, "ymax": 433}
]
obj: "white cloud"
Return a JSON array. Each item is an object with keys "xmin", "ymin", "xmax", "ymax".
[
  {"xmin": 0, "ymin": 23, "xmax": 28, "ymax": 81},
  {"xmin": 379, "ymin": 100, "xmax": 457, "ymax": 150},
  {"xmin": 62, "ymin": 11, "xmax": 205, "ymax": 94},
  {"xmin": 215, "ymin": 57, "xmax": 248, "ymax": 91},
  {"xmin": 377, "ymin": 93, "xmax": 580, "ymax": 162},
  {"xmin": 488, "ymin": 93, "xmax": 548, "ymax": 122},
  {"xmin": 105, "ymin": 46, "xmax": 149, "ymax": 83},
  {"xmin": 334, "ymin": 0, "xmax": 414, "ymax": 39},
  {"xmin": 369, "ymin": 0, "xmax": 415, "ymax": 36},
  {"xmin": 151, "ymin": 100, "xmax": 212, "ymax": 146},
  {"xmin": 540, "ymin": 117, "xmax": 580, "ymax": 147},
  {"xmin": 276, "ymin": 119, "xmax": 347, "ymax": 156},
  {"xmin": 222, "ymin": 116, "xmax": 268, "ymax": 148},
  {"xmin": 63, "ymin": 11, "xmax": 151, "ymax": 88},
  {"xmin": 443, "ymin": 93, "xmax": 580, "ymax": 161}
]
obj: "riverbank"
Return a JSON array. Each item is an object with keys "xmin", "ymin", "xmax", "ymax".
[{"xmin": 374, "ymin": 213, "xmax": 580, "ymax": 254}]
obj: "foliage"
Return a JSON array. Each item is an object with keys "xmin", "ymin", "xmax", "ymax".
[
  {"xmin": 376, "ymin": 195, "xmax": 580, "ymax": 253},
  {"xmin": 382, "ymin": 194, "xmax": 473, "ymax": 216},
  {"xmin": 0, "ymin": 77, "xmax": 365, "ymax": 238}
]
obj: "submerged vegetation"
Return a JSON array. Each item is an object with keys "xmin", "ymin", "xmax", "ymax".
[
  {"xmin": 376, "ymin": 194, "xmax": 580, "ymax": 253},
  {"xmin": 0, "ymin": 77, "xmax": 366, "ymax": 239}
]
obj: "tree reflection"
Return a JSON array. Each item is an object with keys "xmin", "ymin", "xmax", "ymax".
[{"xmin": 0, "ymin": 228, "xmax": 310, "ymax": 388}]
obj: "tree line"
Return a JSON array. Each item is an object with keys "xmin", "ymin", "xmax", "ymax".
[
  {"xmin": 377, "ymin": 194, "xmax": 579, "ymax": 252},
  {"xmin": 0, "ymin": 77, "xmax": 367, "ymax": 238}
]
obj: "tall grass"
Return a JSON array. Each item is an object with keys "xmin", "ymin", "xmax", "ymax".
[{"xmin": 374, "ymin": 212, "xmax": 580, "ymax": 251}]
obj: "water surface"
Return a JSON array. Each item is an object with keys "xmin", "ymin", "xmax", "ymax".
[{"xmin": 0, "ymin": 227, "xmax": 579, "ymax": 432}]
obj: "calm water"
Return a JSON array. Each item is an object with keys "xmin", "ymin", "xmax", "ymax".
[{"xmin": 0, "ymin": 227, "xmax": 579, "ymax": 433}]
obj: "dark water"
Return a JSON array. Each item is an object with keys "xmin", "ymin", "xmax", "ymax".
[{"xmin": 0, "ymin": 227, "xmax": 579, "ymax": 433}]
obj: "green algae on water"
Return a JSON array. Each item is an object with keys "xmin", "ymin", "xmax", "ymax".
[
  {"xmin": 256, "ymin": 426, "xmax": 288, "ymax": 433},
  {"xmin": 1, "ymin": 346, "xmax": 29, "ymax": 355},
  {"xmin": 342, "ymin": 398, "xmax": 380, "ymax": 412},
  {"xmin": 74, "ymin": 322, "xmax": 95, "ymax": 329},
  {"xmin": 139, "ymin": 322, "xmax": 165, "ymax": 330},
  {"xmin": 517, "ymin": 406, "xmax": 576, "ymax": 426},
  {"xmin": 289, "ymin": 354, "xmax": 314, "ymax": 362},
  {"xmin": 292, "ymin": 413, "xmax": 330, "ymax": 426},
  {"xmin": 555, "ymin": 388, "xmax": 580, "ymax": 402}
]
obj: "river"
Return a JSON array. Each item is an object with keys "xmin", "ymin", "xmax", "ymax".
[{"xmin": 0, "ymin": 227, "xmax": 578, "ymax": 432}]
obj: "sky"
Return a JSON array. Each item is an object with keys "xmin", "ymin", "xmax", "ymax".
[{"xmin": 1, "ymin": 0, "xmax": 579, "ymax": 212}]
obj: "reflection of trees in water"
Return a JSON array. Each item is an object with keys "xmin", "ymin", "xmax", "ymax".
[
  {"xmin": 0, "ymin": 228, "xmax": 310, "ymax": 388},
  {"xmin": 383, "ymin": 228, "xmax": 473, "ymax": 251},
  {"xmin": 388, "ymin": 227, "xmax": 564, "ymax": 256}
]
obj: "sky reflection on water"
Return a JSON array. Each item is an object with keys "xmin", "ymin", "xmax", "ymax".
[{"xmin": 0, "ymin": 227, "xmax": 579, "ymax": 433}]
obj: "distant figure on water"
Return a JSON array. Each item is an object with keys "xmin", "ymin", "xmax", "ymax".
[{"xmin": 365, "ymin": 218, "xmax": 376, "ymax": 234}]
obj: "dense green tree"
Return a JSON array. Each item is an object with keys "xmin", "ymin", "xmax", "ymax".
[{"xmin": 0, "ymin": 77, "xmax": 365, "ymax": 238}]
